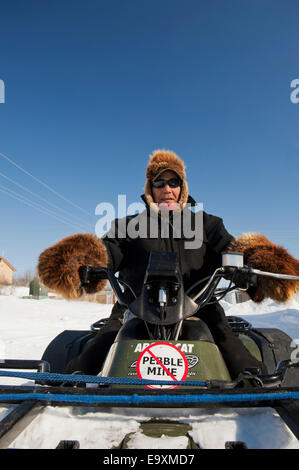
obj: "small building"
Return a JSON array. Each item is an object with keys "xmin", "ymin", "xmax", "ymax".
[
  {"xmin": 80, "ymin": 282, "xmax": 116, "ymax": 304},
  {"xmin": 0, "ymin": 257, "xmax": 16, "ymax": 285},
  {"xmin": 94, "ymin": 289, "xmax": 115, "ymax": 304},
  {"xmin": 28, "ymin": 278, "xmax": 48, "ymax": 299}
]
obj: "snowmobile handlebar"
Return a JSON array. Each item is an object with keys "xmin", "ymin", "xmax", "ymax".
[
  {"xmin": 79, "ymin": 265, "xmax": 134, "ymax": 307},
  {"xmin": 189, "ymin": 264, "xmax": 299, "ymax": 307},
  {"xmin": 245, "ymin": 268, "xmax": 299, "ymax": 281},
  {"xmin": 80, "ymin": 250, "xmax": 299, "ymax": 313}
]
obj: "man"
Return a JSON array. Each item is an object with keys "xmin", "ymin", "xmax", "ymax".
[{"xmin": 38, "ymin": 150, "xmax": 299, "ymax": 378}]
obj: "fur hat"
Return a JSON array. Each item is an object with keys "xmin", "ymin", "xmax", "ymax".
[{"xmin": 144, "ymin": 150, "xmax": 189, "ymax": 209}]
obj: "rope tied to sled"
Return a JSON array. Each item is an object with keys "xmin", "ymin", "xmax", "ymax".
[
  {"xmin": 0, "ymin": 369, "xmax": 208, "ymax": 387},
  {"xmin": 1, "ymin": 390, "xmax": 299, "ymax": 406},
  {"xmin": 1, "ymin": 370, "xmax": 299, "ymax": 406}
]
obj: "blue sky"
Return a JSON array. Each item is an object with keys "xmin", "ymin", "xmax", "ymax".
[{"xmin": 0, "ymin": 0, "xmax": 298, "ymax": 277}]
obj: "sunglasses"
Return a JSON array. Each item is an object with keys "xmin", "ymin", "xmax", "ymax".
[{"xmin": 152, "ymin": 178, "xmax": 181, "ymax": 189}]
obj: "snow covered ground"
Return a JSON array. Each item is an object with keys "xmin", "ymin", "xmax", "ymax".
[{"xmin": 0, "ymin": 286, "xmax": 299, "ymax": 449}]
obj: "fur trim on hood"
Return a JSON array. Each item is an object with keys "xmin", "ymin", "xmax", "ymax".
[{"xmin": 144, "ymin": 149, "xmax": 189, "ymax": 209}]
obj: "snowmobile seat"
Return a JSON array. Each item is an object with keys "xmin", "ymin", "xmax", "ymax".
[
  {"xmin": 181, "ymin": 318, "xmax": 215, "ymax": 342},
  {"xmin": 115, "ymin": 317, "xmax": 215, "ymax": 343},
  {"xmin": 41, "ymin": 330, "xmax": 96, "ymax": 374},
  {"xmin": 245, "ymin": 328, "xmax": 294, "ymax": 374}
]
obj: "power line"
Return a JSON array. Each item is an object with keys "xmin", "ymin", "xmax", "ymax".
[
  {"xmin": 0, "ymin": 184, "xmax": 90, "ymax": 231},
  {"xmin": 0, "ymin": 170, "xmax": 93, "ymax": 228},
  {"xmin": 0, "ymin": 183, "xmax": 91, "ymax": 231},
  {"xmin": 0, "ymin": 151, "xmax": 94, "ymax": 218}
]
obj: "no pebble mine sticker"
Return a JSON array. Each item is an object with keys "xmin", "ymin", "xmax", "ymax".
[{"xmin": 136, "ymin": 342, "xmax": 188, "ymax": 389}]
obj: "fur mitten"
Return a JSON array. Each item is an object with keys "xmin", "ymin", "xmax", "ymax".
[
  {"xmin": 227, "ymin": 233, "xmax": 299, "ymax": 303},
  {"xmin": 37, "ymin": 233, "xmax": 108, "ymax": 299}
]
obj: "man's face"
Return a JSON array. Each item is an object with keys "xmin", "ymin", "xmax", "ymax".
[{"xmin": 151, "ymin": 170, "xmax": 181, "ymax": 208}]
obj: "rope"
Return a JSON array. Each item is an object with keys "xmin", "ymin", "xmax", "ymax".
[
  {"xmin": 1, "ymin": 391, "xmax": 299, "ymax": 406},
  {"xmin": 0, "ymin": 369, "xmax": 207, "ymax": 387}
]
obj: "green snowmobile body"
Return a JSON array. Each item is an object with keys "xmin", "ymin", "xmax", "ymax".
[
  {"xmin": 101, "ymin": 325, "xmax": 262, "ymax": 385},
  {"xmin": 101, "ymin": 338, "xmax": 232, "ymax": 383}
]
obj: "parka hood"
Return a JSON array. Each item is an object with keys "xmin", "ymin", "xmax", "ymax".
[{"xmin": 144, "ymin": 150, "xmax": 189, "ymax": 209}]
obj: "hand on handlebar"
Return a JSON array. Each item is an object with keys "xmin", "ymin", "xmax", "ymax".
[
  {"xmin": 227, "ymin": 233, "xmax": 299, "ymax": 303},
  {"xmin": 223, "ymin": 266, "xmax": 257, "ymax": 290},
  {"xmin": 37, "ymin": 233, "xmax": 109, "ymax": 299}
]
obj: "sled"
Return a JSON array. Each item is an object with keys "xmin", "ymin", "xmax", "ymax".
[{"xmin": 1, "ymin": 251, "xmax": 299, "ymax": 449}]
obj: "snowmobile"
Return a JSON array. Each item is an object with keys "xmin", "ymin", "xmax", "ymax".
[{"xmin": 1, "ymin": 250, "xmax": 299, "ymax": 449}]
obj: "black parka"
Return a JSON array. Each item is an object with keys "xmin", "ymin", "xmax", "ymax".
[{"xmin": 102, "ymin": 195, "xmax": 234, "ymax": 304}]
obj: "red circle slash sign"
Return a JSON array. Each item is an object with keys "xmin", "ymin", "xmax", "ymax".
[{"xmin": 136, "ymin": 342, "xmax": 188, "ymax": 389}]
